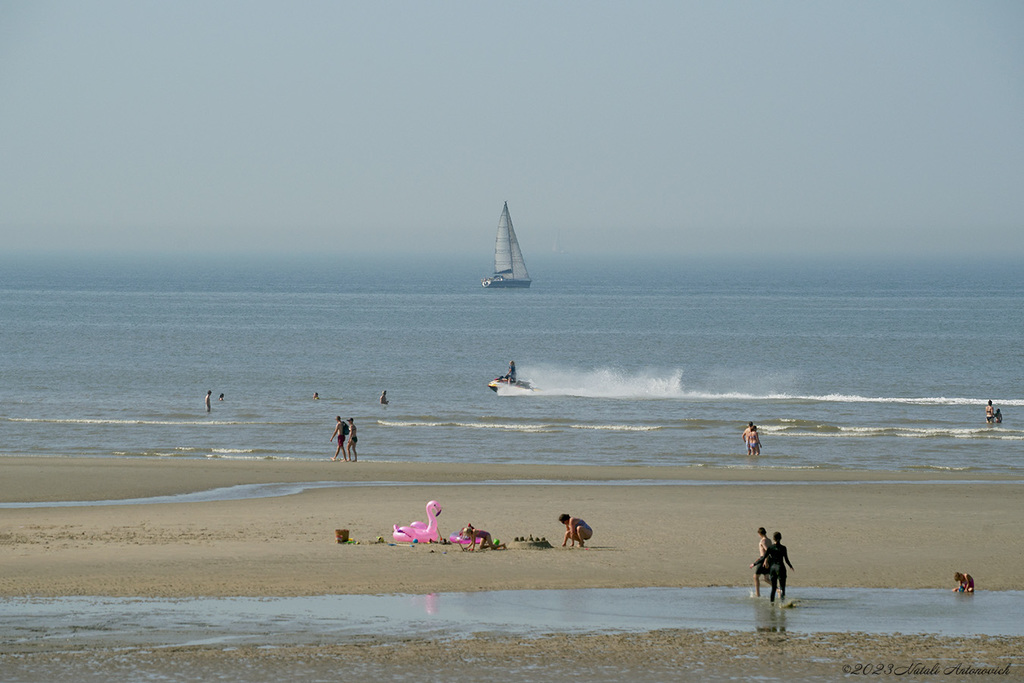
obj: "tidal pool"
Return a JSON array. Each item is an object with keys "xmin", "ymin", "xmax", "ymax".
[{"xmin": 2, "ymin": 587, "xmax": 1018, "ymax": 650}]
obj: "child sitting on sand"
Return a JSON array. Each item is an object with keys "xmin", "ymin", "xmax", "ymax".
[{"xmin": 953, "ymin": 572, "xmax": 974, "ymax": 593}]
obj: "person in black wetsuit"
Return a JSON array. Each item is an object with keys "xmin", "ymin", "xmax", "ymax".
[{"xmin": 750, "ymin": 531, "xmax": 794, "ymax": 603}]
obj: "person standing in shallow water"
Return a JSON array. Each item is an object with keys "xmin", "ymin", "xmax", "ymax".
[
  {"xmin": 744, "ymin": 425, "xmax": 761, "ymax": 456},
  {"xmin": 986, "ymin": 400, "xmax": 995, "ymax": 423},
  {"xmin": 750, "ymin": 531, "xmax": 794, "ymax": 603},
  {"xmin": 205, "ymin": 390, "xmax": 212, "ymax": 413},
  {"xmin": 752, "ymin": 527, "xmax": 770, "ymax": 597},
  {"xmin": 742, "ymin": 422, "xmax": 754, "ymax": 455}
]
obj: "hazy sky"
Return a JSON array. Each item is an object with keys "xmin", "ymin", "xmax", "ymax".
[{"xmin": 2, "ymin": 1, "xmax": 1022, "ymax": 257}]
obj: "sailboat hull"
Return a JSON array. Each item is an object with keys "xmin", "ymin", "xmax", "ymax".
[{"xmin": 482, "ymin": 276, "xmax": 531, "ymax": 288}]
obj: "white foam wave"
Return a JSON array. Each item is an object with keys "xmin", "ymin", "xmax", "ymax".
[
  {"xmin": 378, "ymin": 419, "xmax": 657, "ymax": 433},
  {"xmin": 569, "ymin": 424, "xmax": 661, "ymax": 432},
  {"xmin": 776, "ymin": 426, "xmax": 1024, "ymax": 440},
  {"xmin": 112, "ymin": 448, "xmax": 265, "ymax": 458},
  {"xmin": 493, "ymin": 385, "xmax": 537, "ymax": 397},
  {"xmin": 783, "ymin": 394, "xmax": 1024, "ymax": 406},
  {"xmin": 379, "ymin": 419, "xmax": 553, "ymax": 433},
  {"xmin": 4, "ymin": 417, "xmax": 264, "ymax": 426},
  {"xmin": 681, "ymin": 393, "xmax": 1024, "ymax": 407}
]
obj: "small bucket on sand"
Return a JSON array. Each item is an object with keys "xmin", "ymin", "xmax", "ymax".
[{"xmin": 335, "ymin": 529, "xmax": 349, "ymax": 543}]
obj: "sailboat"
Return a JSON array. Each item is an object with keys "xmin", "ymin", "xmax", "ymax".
[{"xmin": 482, "ymin": 202, "xmax": 531, "ymax": 288}]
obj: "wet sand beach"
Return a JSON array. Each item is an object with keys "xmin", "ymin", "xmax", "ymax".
[{"xmin": 2, "ymin": 457, "xmax": 1022, "ymax": 680}]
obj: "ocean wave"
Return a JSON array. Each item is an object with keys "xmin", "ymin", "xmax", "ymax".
[
  {"xmin": 906, "ymin": 464, "xmax": 974, "ymax": 472},
  {"xmin": 568, "ymin": 424, "xmax": 661, "ymax": 432},
  {"xmin": 109, "ymin": 448, "xmax": 279, "ymax": 460},
  {"xmin": 379, "ymin": 419, "xmax": 555, "ymax": 433},
  {"xmin": 205, "ymin": 452, "xmax": 286, "ymax": 461},
  {"xmin": 4, "ymin": 417, "xmax": 269, "ymax": 426},
  {"xmin": 778, "ymin": 394, "xmax": 1024, "ymax": 407},
  {"xmin": 769, "ymin": 425, "xmax": 1024, "ymax": 440},
  {"xmin": 377, "ymin": 419, "xmax": 658, "ymax": 433},
  {"xmin": 670, "ymin": 393, "xmax": 1024, "ymax": 407},
  {"xmin": 111, "ymin": 450, "xmax": 199, "ymax": 458}
]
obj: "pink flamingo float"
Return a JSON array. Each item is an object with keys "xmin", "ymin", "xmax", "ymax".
[{"xmin": 393, "ymin": 500, "xmax": 442, "ymax": 543}]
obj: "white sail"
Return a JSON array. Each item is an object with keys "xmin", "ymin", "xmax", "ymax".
[{"xmin": 491, "ymin": 202, "xmax": 531, "ymax": 282}]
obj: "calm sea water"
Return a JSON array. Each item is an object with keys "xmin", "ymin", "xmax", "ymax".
[{"xmin": 1, "ymin": 253, "xmax": 1021, "ymax": 474}]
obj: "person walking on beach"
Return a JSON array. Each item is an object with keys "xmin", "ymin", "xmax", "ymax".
[
  {"xmin": 331, "ymin": 416, "xmax": 348, "ymax": 461},
  {"xmin": 986, "ymin": 400, "xmax": 995, "ymax": 423},
  {"xmin": 752, "ymin": 527, "xmax": 770, "ymax": 597},
  {"xmin": 205, "ymin": 390, "xmax": 212, "ymax": 413},
  {"xmin": 346, "ymin": 418, "xmax": 358, "ymax": 462},
  {"xmin": 559, "ymin": 513, "xmax": 593, "ymax": 548},
  {"xmin": 750, "ymin": 531, "xmax": 794, "ymax": 603}
]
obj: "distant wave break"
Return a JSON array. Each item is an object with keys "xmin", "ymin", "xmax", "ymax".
[
  {"xmin": 378, "ymin": 420, "xmax": 660, "ymax": 433},
  {"xmin": 763, "ymin": 424, "xmax": 1023, "ymax": 440}
]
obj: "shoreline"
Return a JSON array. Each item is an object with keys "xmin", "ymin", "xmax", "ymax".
[
  {"xmin": 2, "ymin": 457, "xmax": 1021, "ymax": 598},
  {"xmin": 1, "ymin": 456, "xmax": 1019, "ymax": 503}
]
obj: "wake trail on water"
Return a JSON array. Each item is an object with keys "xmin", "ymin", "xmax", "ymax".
[
  {"xmin": 514, "ymin": 366, "xmax": 1023, "ymax": 406},
  {"xmin": 521, "ymin": 367, "xmax": 689, "ymax": 399}
]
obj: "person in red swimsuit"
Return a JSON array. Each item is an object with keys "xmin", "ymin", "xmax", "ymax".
[{"xmin": 331, "ymin": 416, "xmax": 347, "ymax": 461}]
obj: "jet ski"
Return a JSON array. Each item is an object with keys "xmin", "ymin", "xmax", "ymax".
[{"xmin": 487, "ymin": 377, "xmax": 535, "ymax": 393}]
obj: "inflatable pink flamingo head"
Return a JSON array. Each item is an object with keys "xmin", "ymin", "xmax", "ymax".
[{"xmin": 393, "ymin": 500, "xmax": 443, "ymax": 543}]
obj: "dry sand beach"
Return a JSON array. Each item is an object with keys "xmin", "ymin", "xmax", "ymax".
[{"xmin": 2, "ymin": 457, "xmax": 1022, "ymax": 681}]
